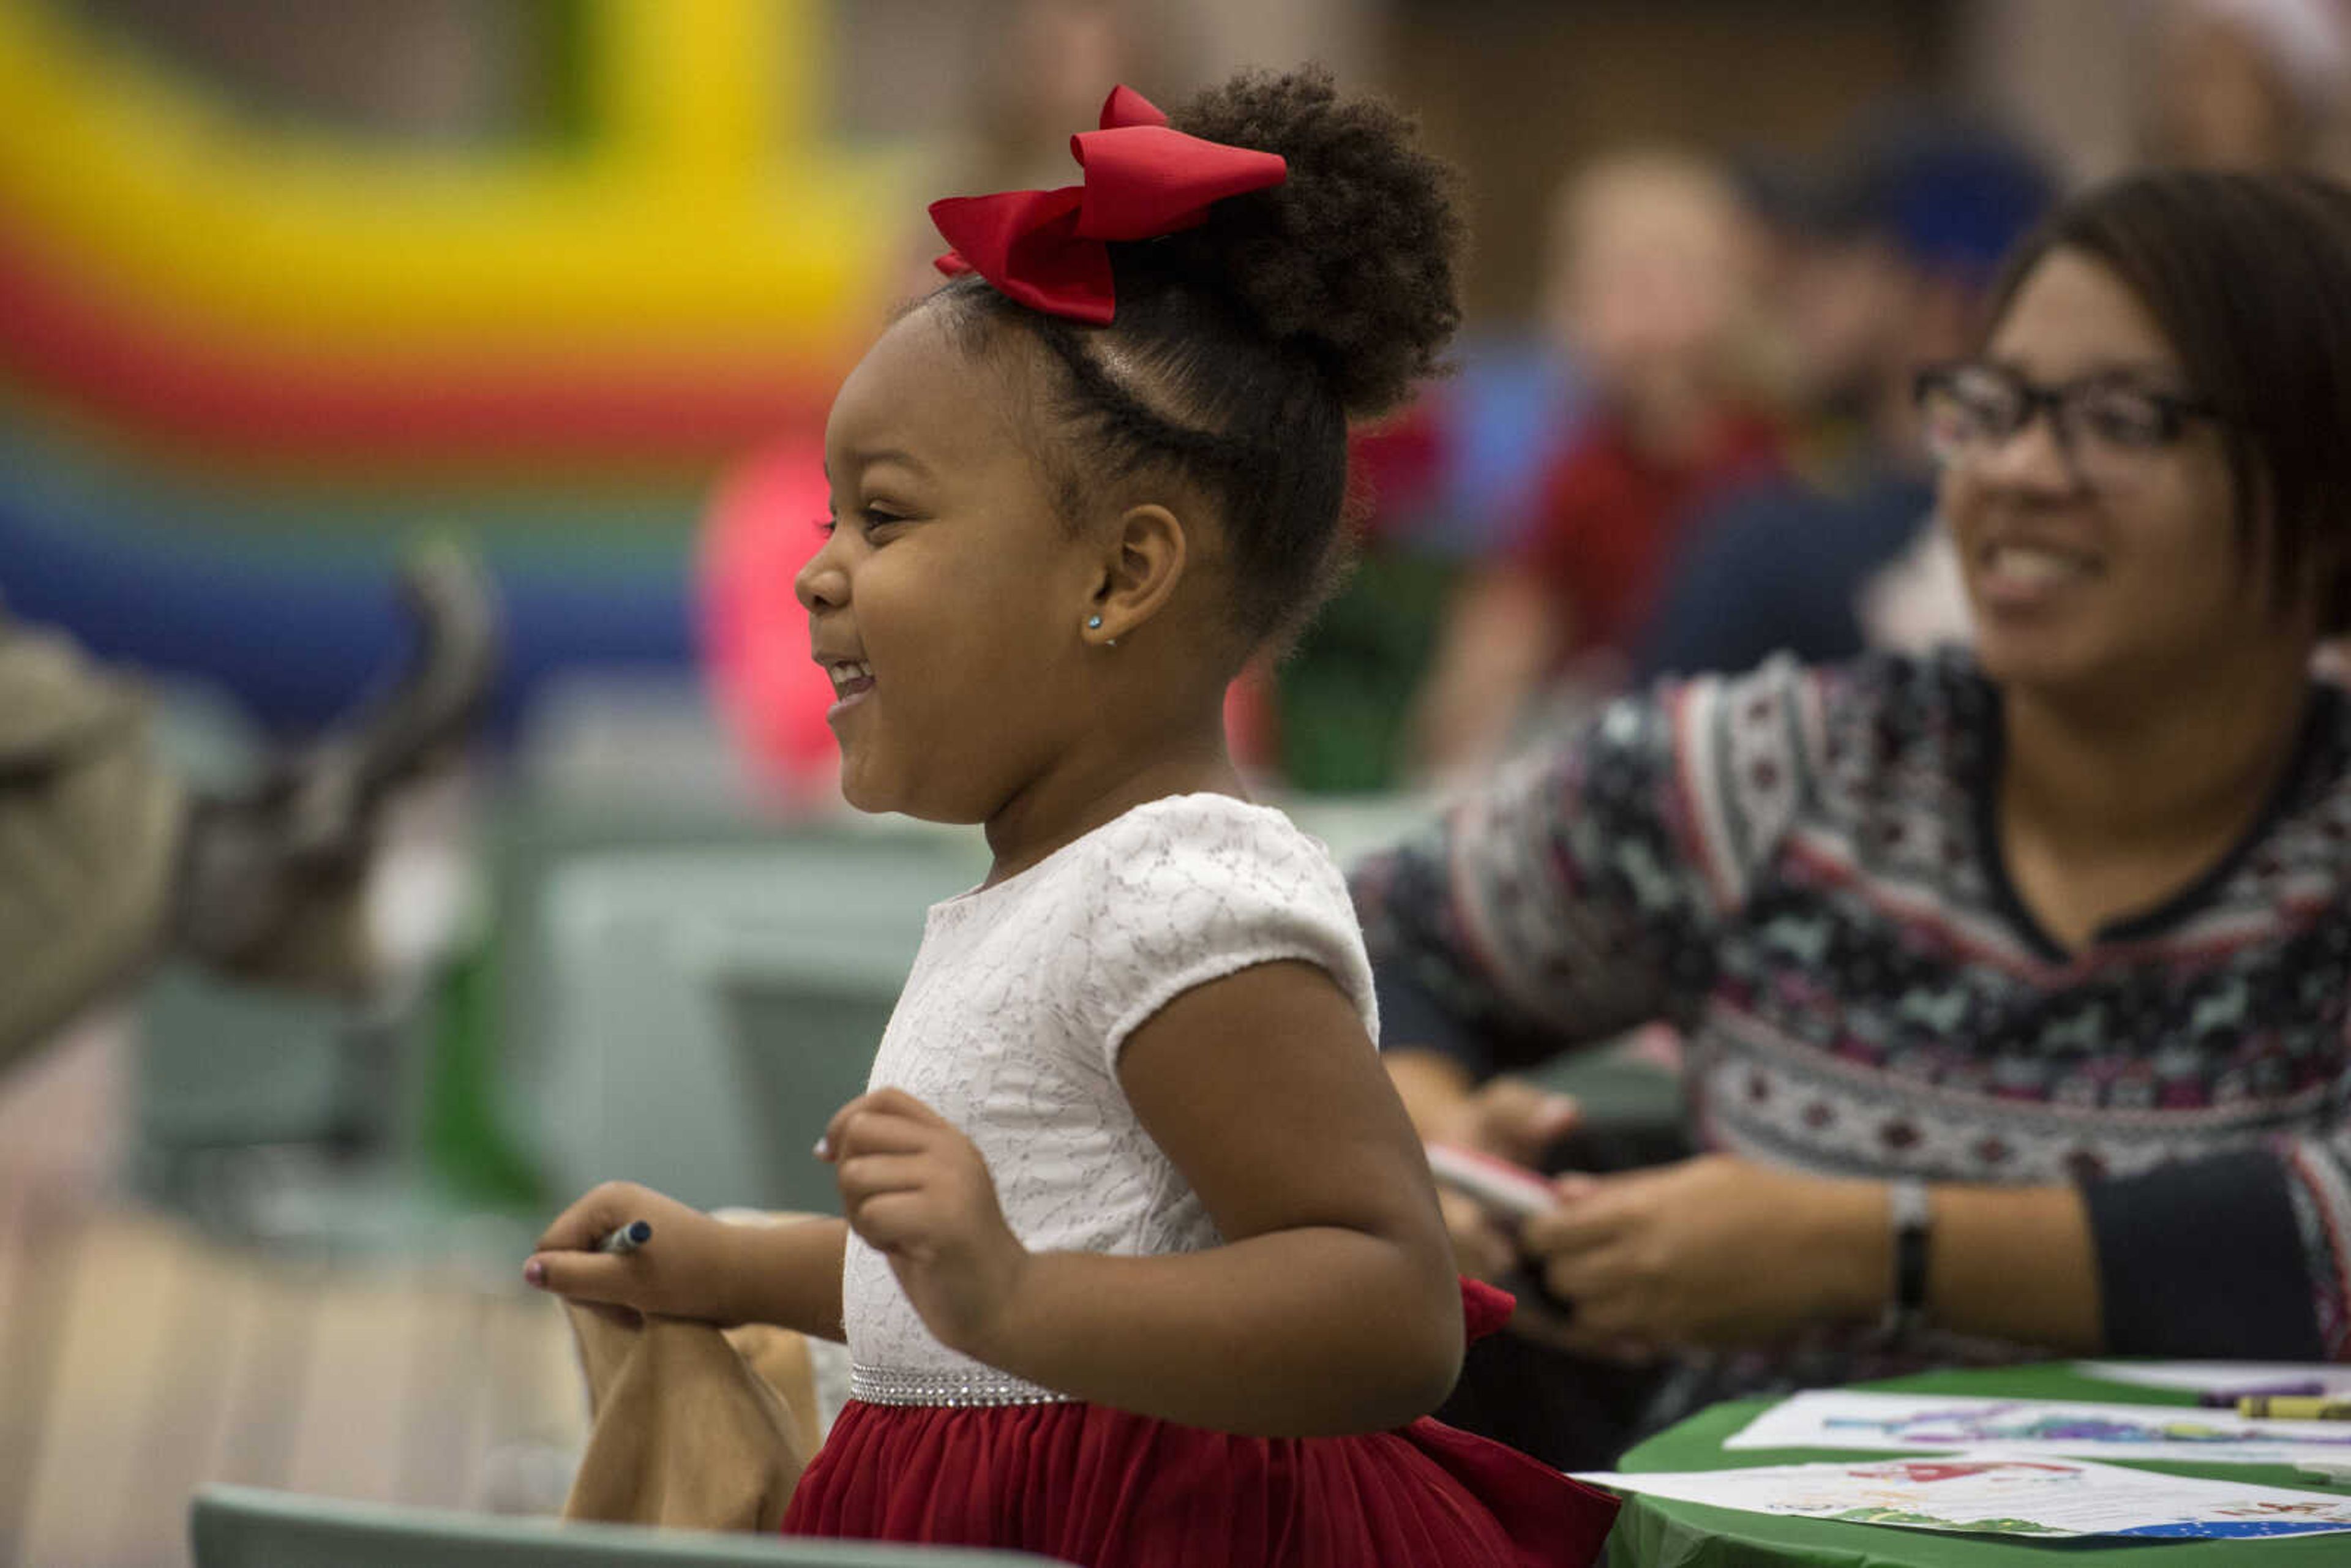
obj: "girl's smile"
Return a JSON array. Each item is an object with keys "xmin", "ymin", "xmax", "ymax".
[{"xmin": 817, "ymin": 653, "xmax": 876, "ymax": 718}]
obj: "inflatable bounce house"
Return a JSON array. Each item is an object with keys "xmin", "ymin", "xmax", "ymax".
[{"xmin": 0, "ymin": 0, "xmax": 897, "ymax": 787}]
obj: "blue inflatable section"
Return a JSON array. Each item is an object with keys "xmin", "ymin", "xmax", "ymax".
[{"xmin": 0, "ymin": 492, "xmax": 697, "ymax": 741}]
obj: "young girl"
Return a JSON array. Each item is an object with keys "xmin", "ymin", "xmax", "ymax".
[{"xmin": 526, "ymin": 67, "xmax": 1620, "ymax": 1567}]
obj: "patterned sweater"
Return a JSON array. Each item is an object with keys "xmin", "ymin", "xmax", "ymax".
[{"xmin": 1352, "ymin": 651, "xmax": 2351, "ymax": 1379}]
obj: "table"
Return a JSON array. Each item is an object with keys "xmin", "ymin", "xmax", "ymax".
[{"xmin": 1605, "ymin": 1362, "xmax": 2351, "ymax": 1566}]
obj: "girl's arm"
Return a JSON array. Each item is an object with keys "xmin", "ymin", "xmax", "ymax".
[
  {"xmin": 527, "ymin": 1182, "xmax": 849, "ymax": 1342},
  {"xmin": 827, "ymin": 959, "xmax": 1463, "ymax": 1437}
]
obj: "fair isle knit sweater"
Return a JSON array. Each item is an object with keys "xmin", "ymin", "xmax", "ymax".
[{"xmin": 1352, "ymin": 651, "xmax": 2351, "ymax": 1374}]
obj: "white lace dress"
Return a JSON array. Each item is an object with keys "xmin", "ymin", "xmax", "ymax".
[
  {"xmin": 788, "ymin": 793, "xmax": 1619, "ymax": 1566},
  {"xmin": 840, "ymin": 791, "xmax": 1377, "ymax": 1406}
]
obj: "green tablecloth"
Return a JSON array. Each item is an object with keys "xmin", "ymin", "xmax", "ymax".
[{"xmin": 1605, "ymin": 1363, "xmax": 2351, "ymax": 1566}]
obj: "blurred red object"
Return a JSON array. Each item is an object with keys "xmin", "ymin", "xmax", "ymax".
[
  {"xmin": 697, "ymin": 441, "xmax": 841, "ymax": 806},
  {"xmin": 1224, "ymin": 665, "xmax": 1277, "ymax": 773},
  {"xmin": 1348, "ymin": 403, "xmax": 1450, "ymax": 541}
]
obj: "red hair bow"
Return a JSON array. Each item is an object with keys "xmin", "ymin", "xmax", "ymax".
[{"xmin": 930, "ymin": 85, "xmax": 1287, "ymax": 325}]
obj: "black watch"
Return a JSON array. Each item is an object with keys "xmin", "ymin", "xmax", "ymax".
[{"xmin": 1880, "ymin": 1178, "xmax": 1933, "ymax": 1340}]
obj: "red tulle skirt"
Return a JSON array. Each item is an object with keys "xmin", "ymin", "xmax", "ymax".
[
  {"xmin": 783, "ymin": 1400, "xmax": 1617, "ymax": 1566},
  {"xmin": 781, "ymin": 1284, "xmax": 1619, "ymax": 1567}
]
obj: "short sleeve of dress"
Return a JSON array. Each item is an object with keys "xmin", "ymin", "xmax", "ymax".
[{"xmin": 1064, "ymin": 795, "xmax": 1379, "ymax": 1072}]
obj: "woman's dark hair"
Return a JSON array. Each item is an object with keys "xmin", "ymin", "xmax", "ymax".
[
  {"xmin": 1982, "ymin": 168, "xmax": 2351, "ymax": 632},
  {"xmin": 931, "ymin": 65, "xmax": 1464, "ymax": 659}
]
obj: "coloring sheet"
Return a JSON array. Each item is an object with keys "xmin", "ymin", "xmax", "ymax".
[
  {"xmin": 1726, "ymin": 1389, "xmax": 2351, "ymax": 1465},
  {"xmin": 2075, "ymin": 1360, "xmax": 2351, "ymax": 1398},
  {"xmin": 1575, "ymin": 1453, "xmax": 2351, "ymax": 1538}
]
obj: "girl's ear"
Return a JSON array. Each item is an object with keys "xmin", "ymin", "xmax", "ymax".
[{"xmin": 1087, "ymin": 503, "xmax": 1188, "ymax": 645}]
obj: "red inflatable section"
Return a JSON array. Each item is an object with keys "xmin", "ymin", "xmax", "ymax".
[
  {"xmin": 0, "ymin": 216, "xmax": 833, "ymax": 470},
  {"xmin": 698, "ymin": 441, "xmax": 842, "ymax": 806}
]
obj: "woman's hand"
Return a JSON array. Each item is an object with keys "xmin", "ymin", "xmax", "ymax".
[
  {"xmin": 524, "ymin": 1182, "xmax": 752, "ymax": 1324},
  {"xmin": 1386, "ymin": 1053, "xmax": 1581, "ymax": 1283},
  {"xmin": 823, "ymin": 1088, "xmax": 1030, "ymax": 1359},
  {"xmin": 1519, "ymin": 1153, "xmax": 1887, "ymax": 1356}
]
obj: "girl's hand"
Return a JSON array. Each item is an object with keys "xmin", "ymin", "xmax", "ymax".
[
  {"xmin": 524, "ymin": 1182, "xmax": 749, "ymax": 1325},
  {"xmin": 822, "ymin": 1088, "xmax": 1029, "ymax": 1358}
]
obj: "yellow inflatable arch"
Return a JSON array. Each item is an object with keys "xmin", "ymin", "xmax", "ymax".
[{"xmin": 0, "ymin": 0, "xmax": 913, "ymax": 362}]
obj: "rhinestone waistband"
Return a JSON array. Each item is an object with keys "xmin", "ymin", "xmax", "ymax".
[{"xmin": 847, "ymin": 1363, "xmax": 1071, "ymax": 1408}]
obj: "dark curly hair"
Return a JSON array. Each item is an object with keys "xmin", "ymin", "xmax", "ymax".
[{"xmin": 930, "ymin": 66, "xmax": 1464, "ymax": 659}]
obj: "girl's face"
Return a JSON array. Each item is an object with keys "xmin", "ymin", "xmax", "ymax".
[
  {"xmin": 1940, "ymin": 247, "xmax": 2281, "ymax": 702},
  {"xmin": 797, "ymin": 308, "xmax": 1101, "ymax": 821}
]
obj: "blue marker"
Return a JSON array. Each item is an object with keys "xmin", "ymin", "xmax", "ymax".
[{"xmin": 599, "ymin": 1219, "xmax": 653, "ymax": 1256}]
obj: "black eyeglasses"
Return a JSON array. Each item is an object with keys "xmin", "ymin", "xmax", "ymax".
[{"xmin": 1913, "ymin": 360, "xmax": 2223, "ymax": 488}]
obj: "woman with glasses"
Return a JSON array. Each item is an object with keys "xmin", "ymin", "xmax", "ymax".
[{"xmin": 1352, "ymin": 168, "xmax": 2351, "ymax": 1469}]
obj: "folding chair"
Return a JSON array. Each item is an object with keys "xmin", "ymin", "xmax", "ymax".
[
  {"xmin": 533, "ymin": 836, "xmax": 975, "ymax": 1214},
  {"xmin": 189, "ymin": 1484, "xmax": 1058, "ymax": 1566}
]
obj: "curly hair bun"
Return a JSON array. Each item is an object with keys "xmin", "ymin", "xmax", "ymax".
[{"xmin": 1160, "ymin": 66, "xmax": 1464, "ymax": 420}]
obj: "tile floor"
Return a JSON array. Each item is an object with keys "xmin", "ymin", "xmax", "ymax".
[{"xmin": 0, "ymin": 1019, "xmax": 587, "ymax": 1568}]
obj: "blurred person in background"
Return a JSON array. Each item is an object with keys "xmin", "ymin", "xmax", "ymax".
[
  {"xmin": 0, "ymin": 547, "xmax": 493, "ymax": 1075},
  {"xmin": 1408, "ymin": 149, "xmax": 1782, "ymax": 776},
  {"xmin": 1844, "ymin": 0, "xmax": 2351, "ymax": 668},
  {"xmin": 1243, "ymin": 398, "xmax": 1461, "ymax": 792},
  {"xmin": 1651, "ymin": 2, "xmax": 2351, "ymax": 688},
  {"xmin": 944, "ymin": 0, "xmax": 1148, "ymax": 190},
  {"xmin": 2145, "ymin": 0, "xmax": 2350, "ymax": 173},
  {"xmin": 1635, "ymin": 110, "xmax": 2055, "ymax": 680},
  {"xmin": 891, "ymin": 0, "xmax": 1169, "ymax": 298},
  {"xmin": 1354, "ymin": 167, "xmax": 2351, "ymax": 1471}
]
